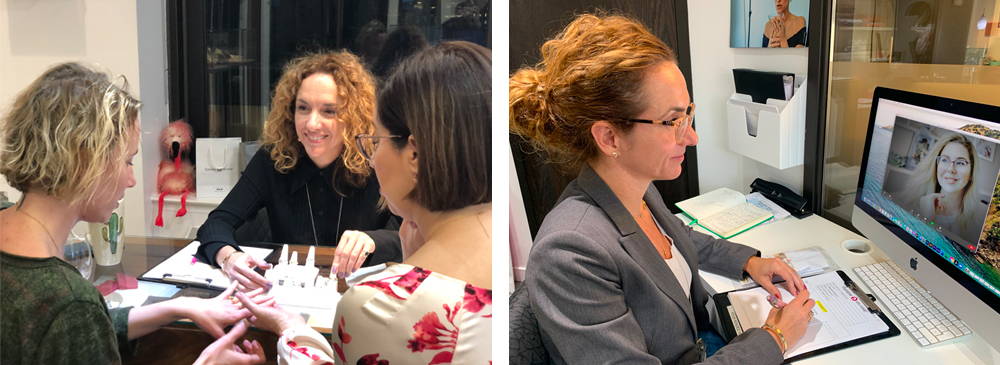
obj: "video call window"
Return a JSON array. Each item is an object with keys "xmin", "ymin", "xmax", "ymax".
[{"xmin": 882, "ymin": 117, "xmax": 1000, "ymax": 254}]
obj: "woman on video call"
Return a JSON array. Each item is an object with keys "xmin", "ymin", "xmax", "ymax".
[{"xmin": 899, "ymin": 134, "xmax": 983, "ymax": 242}]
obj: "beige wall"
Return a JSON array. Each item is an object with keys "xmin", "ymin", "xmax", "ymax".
[{"xmin": 0, "ymin": 0, "xmax": 148, "ymax": 236}]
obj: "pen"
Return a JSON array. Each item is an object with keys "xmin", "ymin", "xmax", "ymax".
[{"xmin": 162, "ymin": 273, "xmax": 214, "ymax": 286}]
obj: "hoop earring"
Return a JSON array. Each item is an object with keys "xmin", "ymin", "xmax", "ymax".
[{"xmin": 611, "ymin": 151, "xmax": 620, "ymax": 158}]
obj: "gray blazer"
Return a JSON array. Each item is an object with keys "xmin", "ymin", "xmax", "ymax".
[{"xmin": 525, "ymin": 166, "xmax": 784, "ymax": 364}]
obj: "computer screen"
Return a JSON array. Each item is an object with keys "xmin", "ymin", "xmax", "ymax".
[{"xmin": 854, "ymin": 87, "xmax": 1000, "ymax": 349}]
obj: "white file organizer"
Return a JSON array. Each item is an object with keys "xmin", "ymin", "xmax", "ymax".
[{"xmin": 726, "ymin": 78, "xmax": 806, "ymax": 169}]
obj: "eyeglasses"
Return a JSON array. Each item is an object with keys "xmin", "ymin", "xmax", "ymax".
[
  {"xmin": 355, "ymin": 133, "xmax": 401, "ymax": 163},
  {"xmin": 936, "ymin": 155, "xmax": 971, "ymax": 169},
  {"xmin": 624, "ymin": 103, "xmax": 696, "ymax": 140}
]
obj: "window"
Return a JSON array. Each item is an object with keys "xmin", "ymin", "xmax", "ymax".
[
  {"xmin": 821, "ymin": 0, "xmax": 1000, "ymax": 226},
  {"xmin": 167, "ymin": 0, "xmax": 491, "ymax": 141}
]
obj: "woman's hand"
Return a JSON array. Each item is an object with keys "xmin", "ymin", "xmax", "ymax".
[
  {"xmin": 182, "ymin": 283, "xmax": 273, "ymax": 338},
  {"xmin": 236, "ymin": 291, "xmax": 307, "ymax": 335},
  {"xmin": 193, "ymin": 320, "xmax": 266, "ymax": 365},
  {"xmin": 219, "ymin": 248, "xmax": 273, "ymax": 291},
  {"xmin": 332, "ymin": 230, "xmax": 376, "ymax": 278},
  {"xmin": 744, "ymin": 256, "xmax": 806, "ymax": 304},
  {"xmin": 763, "ymin": 289, "xmax": 815, "ymax": 351},
  {"xmin": 767, "ymin": 17, "xmax": 786, "ymax": 47}
]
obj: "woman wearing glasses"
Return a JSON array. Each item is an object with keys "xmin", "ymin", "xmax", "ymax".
[
  {"xmin": 511, "ymin": 14, "xmax": 813, "ymax": 364},
  {"xmin": 898, "ymin": 134, "xmax": 982, "ymax": 243},
  {"xmin": 235, "ymin": 41, "xmax": 492, "ymax": 364},
  {"xmin": 196, "ymin": 51, "xmax": 400, "ymax": 290}
]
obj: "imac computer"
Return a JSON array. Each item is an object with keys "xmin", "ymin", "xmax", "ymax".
[{"xmin": 853, "ymin": 87, "xmax": 1000, "ymax": 350}]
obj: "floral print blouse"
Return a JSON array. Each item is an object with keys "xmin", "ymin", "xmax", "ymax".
[{"xmin": 275, "ymin": 264, "xmax": 492, "ymax": 364}]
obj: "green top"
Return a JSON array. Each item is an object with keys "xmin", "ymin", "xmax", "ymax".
[{"xmin": 1, "ymin": 251, "xmax": 132, "ymax": 364}]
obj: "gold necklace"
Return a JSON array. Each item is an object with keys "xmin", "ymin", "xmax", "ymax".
[
  {"xmin": 636, "ymin": 201, "xmax": 672, "ymax": 259},
  {"xmin": 16, "ymin": 208, "xmax": 62, "ymax": 258}
]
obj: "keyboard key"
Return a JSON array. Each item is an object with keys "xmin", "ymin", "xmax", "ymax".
[
  {"xmin": 854, "ymin": 261, "xmax": 972, "ymax": 348},
  {"xmin": 920, "ymin": 327, "xmax": 938, "ymax": 342}
]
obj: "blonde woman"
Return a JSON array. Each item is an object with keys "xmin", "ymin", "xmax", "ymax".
[
  {"xmin": 0, "ymin": 62, "xmax": 266, "ymax": 364},
  {"xmin": 196, "ymin": 51, "xmax": 401, "ymax": 289},
  {"xmin": 511, "ymin": 14, "xmax": 812, "ymax": 364},
  {"xmin": 897, "ymin": 134, "xmax": 982, "ymax": 242}
]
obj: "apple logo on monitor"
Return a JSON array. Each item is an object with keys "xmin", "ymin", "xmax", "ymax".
[{"xmin": 910, "ymin": 257, "xmax": 918, "ymax": 271}]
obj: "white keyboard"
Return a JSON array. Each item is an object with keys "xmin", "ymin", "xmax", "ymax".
[{"xmin": 853, "ymin": 261, "xmax": 972, "ymax": 347}]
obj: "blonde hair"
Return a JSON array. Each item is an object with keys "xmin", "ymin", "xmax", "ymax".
[
  {"xmin": 899, "ymin": 134, "xmax": 980, "ymax": 234},
  {"xmin": 509, "ymin": 13, "xmax": 676, "ymax": 173},
  {"xmin": 1, "ymin": 62, "xmax": 140, "ymax": 205},
  {"xmin": 261, "ymin": 51, "xmax": 376, "ymax": 190}
]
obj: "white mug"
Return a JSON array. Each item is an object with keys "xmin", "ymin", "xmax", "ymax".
[{"xmin": 90, "ymin": 209, "xmax": 125, "ymax": 266}]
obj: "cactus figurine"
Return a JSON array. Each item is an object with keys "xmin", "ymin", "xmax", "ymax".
[{"xmin": 101, "ymin": 213, "xmax": 124, "ymax": 254}]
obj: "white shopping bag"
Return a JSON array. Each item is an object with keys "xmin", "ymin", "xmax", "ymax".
[{"xmin": 196, "ymin": 137, "xmax": 242, "ymax": 198}]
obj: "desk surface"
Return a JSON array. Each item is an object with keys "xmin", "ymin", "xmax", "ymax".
[
  {"xmin": 700, "ymin": 214, "xmax": 1000, "ymax": 364},
  {"xmin": 99, "ymin": 237, "xmax": 340, "ymax": 364}
]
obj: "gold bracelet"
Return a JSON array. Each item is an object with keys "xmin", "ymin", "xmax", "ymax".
[
  {"xmin": 221, "ymin": 249, "xmax": 239, "ymax": 269},
  {"xmin": 761, "ymin": 324, "xmax": 787, "ymax": 353}
]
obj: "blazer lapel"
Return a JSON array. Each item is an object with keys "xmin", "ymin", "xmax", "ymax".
[
  {"xmin": 645, "ymin": 188, "xmax": 700, "ymax": 275},
  {"xmin": 575, "ymin": 166, "xmax": 698, "ymax": 335}
]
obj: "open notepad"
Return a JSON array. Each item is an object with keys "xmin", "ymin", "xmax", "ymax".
[
  {"xmin": 714, "ymin": 271, "xmax": 899, "ymax": 361},
  {"xmin": 676, "ymin": 188, "xmax": 773, "ymax": 238}
]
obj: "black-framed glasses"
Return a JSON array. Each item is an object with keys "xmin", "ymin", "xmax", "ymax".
[
  {"xmin": 624, "ymin": 102, "xmax": 696, "ymax": 140},
  {"xmin": 355, "ymin": 133, "xmax": 402, "ymax": 163}
]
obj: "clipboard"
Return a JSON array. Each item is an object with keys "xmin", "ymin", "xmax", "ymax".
[
  {"xmin": 713, "ymin": 270, "xmax": 900, "ymax": 362},
  {"xmin": 138, "ymin": 241, "xmax": 274, "ymax": 291}
]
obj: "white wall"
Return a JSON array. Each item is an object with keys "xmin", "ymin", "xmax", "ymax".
[
  {"xmin": 689, "ymin": 0, "xmax": 809, "ymax": 195},
  {"xmin": 0, "ymin": 0, "xmax": 167, "ymax": 236}
]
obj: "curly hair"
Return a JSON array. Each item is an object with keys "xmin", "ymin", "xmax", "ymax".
[
  {"xmin": 261, "ymin": 51, "xmax": 376, "ymax": 190},
  {"xmin": 509, "ymin": 13, "xmax": 676, "ymax": 173},
  {"xmin": 1, "ymin": 62, "xmax": 140, "ymax": 205}
]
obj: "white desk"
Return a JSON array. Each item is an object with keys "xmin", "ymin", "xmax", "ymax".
[{"xmin": 697, "ymin": 214, "xmax": 1000, "ymax": 364}]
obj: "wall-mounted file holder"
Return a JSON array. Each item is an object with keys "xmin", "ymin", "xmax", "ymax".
[{"xmin": 726, "ymin": 77, "xmax": 806, "ymax": 169}]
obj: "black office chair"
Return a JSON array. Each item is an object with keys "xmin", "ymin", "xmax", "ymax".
[{"xmin": 509, "ymin": 285, "xmax": 550, "ymax": 365}]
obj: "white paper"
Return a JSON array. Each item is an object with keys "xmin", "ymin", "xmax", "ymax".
[
  {"xmin": 726, "ymin": 271, "xmax": 889, "ymax": 359},
  {"xmin": 140, "ymin": 241, "xmax": 272, "ymax": 290},
  {"xmin": 746, "ymin": 192, "xmax": 791, "ymax": 223}
]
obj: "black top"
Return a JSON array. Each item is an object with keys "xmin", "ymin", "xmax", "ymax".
[
  {"xmin": 195, "ymin": 148, "xmax": 402, "ymax": 267},
  {"xmin": 762, "ymin": 27, "xmax": 807, "ymax": 48}
]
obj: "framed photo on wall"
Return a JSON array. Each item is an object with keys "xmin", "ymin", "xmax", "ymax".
[{"xmin": 731, "ymin": 0, "xmax": 810, "ymax": 48}]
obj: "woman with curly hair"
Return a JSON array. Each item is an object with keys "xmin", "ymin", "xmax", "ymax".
[
  {"xmin": 511, "ymin": 14, "xmax": 813, "ymax": 364},
  {"xmin": 196, "ymin": 51, "xmax": 400, "ymax": 289},
  {"xmin": 235, "ymin": 41, "xmax": 493, "ymax": 364}
]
